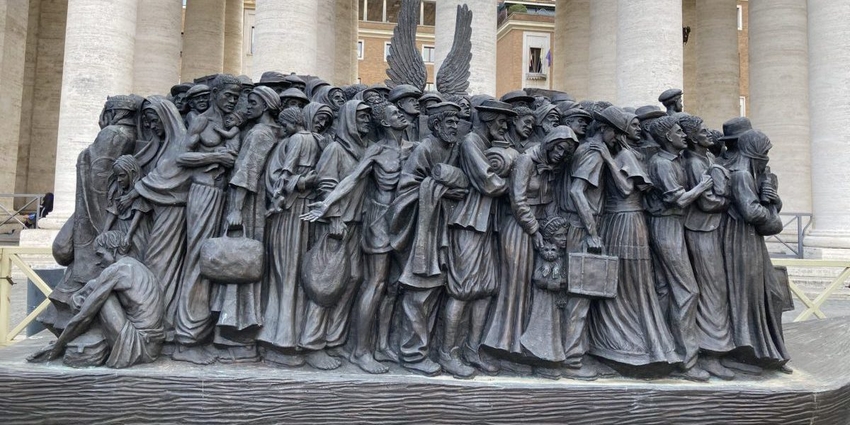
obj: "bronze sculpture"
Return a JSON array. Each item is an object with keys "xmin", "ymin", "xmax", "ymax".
[{"xmin": 30, "ymin": 0, "xmax": 794, "ymax": 393}]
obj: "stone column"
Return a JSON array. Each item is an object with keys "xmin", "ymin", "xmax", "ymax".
[
  {"xmin": 693, "ymin": 0, "xmax": 739, "ymax": 129},
  {"xmin": 181, "ymin": 0, "xmax": 225, "ymax": 81},
  {"xmin": 17, "ymin": 0, "xmax": 66, "ymax": 200},
  {"xmin": 334, "ymin": 0, "xmax": 359, "ymax": 86},
  {"xmin": 682, "ymin": 0, "xmax": 696, "ymax": 112},
  {"xmin": 435, "ymin": 0, "xmax": 497, "ymax": 95},
  {"xmin": 554, "ymin": 0, "xmax": 589, "ymax": 100},
  {"xmin": 316, "ymin": 0, "xmax": 337, "ymax": 83},
  {"xmin": 51, "ymin": 0, "xmax": 137, "ymax": 221},
  {"xmin": 586, "ymin": 0, "xmax": 616, "ymax": 102},
  {"xmin": 0, "ymin": 0, "xmax": 31, "ymax": 201},
  {"xmin": 748, "ymin": 0, "xmax": 810, "ymax": 215},
  {"xmin": 132, "ymin": 0, "xmax": 182, "ymax": 96},
  {"xmin": 616, "ymin": 0, "xmax": 682, "ymax": 108},
  {"xmin": 806, "ymin": 0, "xmax": 850, "ymax": 248},
  {"xmin": 253, "ymin": 0, "xmax": 318, "ymax": 81},
  {"xmin": 223, "ymin": 0, "xmax": 243, "ymax": 75}
]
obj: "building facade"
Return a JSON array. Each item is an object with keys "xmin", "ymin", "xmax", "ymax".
[{"xmin": 1, "ymin": 0, "xmax": 848, "ymax": 252}]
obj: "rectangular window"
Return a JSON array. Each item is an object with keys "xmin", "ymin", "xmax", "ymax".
[
  {"xmin": 366, "ymin": 0, "xmax": 383, "ymax": 22},
  {"xmin": 384, "ymin": 42, "xmax": 392, "ymax": 62},
  {"xmin": 357, "ymin": 40, "xmax": 364, "ymax": 60},
  {"xmin": 740, "ymin": 96, "xmax": 747, "ymax": 117},
  {"xmin": 423, "ymin": 1, "xmax": 436, "ymax": 26},
  {"xmin": 528, "ymin": 47, "xmax": 543, "ymax": 73},
  {"xmin": 737, "ymin": 5, "xmax": 743, "ymax": 31},
  {"xmin": 422, "ymin": 46, "xmax": 435, "ymax": 63}
]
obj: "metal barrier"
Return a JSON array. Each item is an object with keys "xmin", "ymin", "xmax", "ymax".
[
  {"xmin": 0, "ymin": 247, "xmax": 54, "ymax": 346},
  {"xmin": 0, "ymin": 193, "xmax": 45, "ymax": 229},
  {"xmin": 768, "ymin": 213, "xmax": 812, "ymax": 259},
  {"xmin": 772, "ymin": 258, "xmax": 850, "ymax": 322}
]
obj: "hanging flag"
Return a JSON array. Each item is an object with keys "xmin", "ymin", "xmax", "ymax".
[{"xmin": 546, "ymin": 49, "xmax": 552, "ymax": 67}]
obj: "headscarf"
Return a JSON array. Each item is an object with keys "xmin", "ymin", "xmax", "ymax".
[
  {"xmin": 303, "ymin": 102, "xmax": 334, "ymax": 134},
  {"xmin": 312, "ymin": 85, "xmax": 343, "ymax": 111},
  {"xmin": 305, "ymin": 78, "xmax": 330, "ymax": 99},
  {"xmin": 334, "ymin": 100, "xmax": 370, "ymax": 160},
  {"xmin": 737, "ymin": 129, "xmax": 771, "ymax": 161},
  {"xmin": 135, "ymin": 95, "xmax": 188, "ymax": 172},
  {"xmin": 134, "ymin": 96, "xmax": 194, "ymax": 205},
  {"xmin": 534, "ymin": 103, "xmax": 560, "ymax": 127},
  {"xmin": 251, "ymin": 86, "xmax": 281, "ymax": 115},
  {"xmin": 539, "ymin": 125, "xmax": 578, "ymax": 158}
]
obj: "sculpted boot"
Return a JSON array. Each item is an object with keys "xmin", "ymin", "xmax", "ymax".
[{"xmin": 439, "ymin": 347, "xmax": 476, "ymax": 379}]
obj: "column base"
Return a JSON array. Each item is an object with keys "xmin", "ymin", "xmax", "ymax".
[
  {"xmin": 804, "ymin": 230, "xmax": 850, "ymax": 256},
  {"xmin": 19, "ymin": 228, "xmax": 59, "ymax": 249}
]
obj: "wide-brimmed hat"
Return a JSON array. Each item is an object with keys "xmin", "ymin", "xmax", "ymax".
[
  {"xmin": 258, "ymin": 71, "xmax": 287, "ymax": 85},
  {"xmin": 595, "ymin": 106, "xmax": 635, "ymax": 134},
  {"xmin": 500, "ymin": 90, "xmax": 534, "ymax": 106},
  {"xmin": 284, "ymin": 73, "xmax": 305, "ymax": 86},
  {"xmin": 476, "ymin": 100, "xmax": 517, "ymax": 117},
  {"xmin": 388, "ymin": 84, "xmax": 423, "ymax": 102},
  {"xmin": 635, "ymin": 105, "xmax": 667, "ymax": 121},
  {"xmin": 370, "ymin": 83, "xmax": 391, "ymax": 95},
  {"xmin": 170, "ymin": 83, "xmax": 193, "ymax": 97},
  {"xmin": 720, "ymin": 116, "xmax": 753, "ymax": 141},
  {"xmin": 551, "ymin": 92, "xmax": 576, "ymax": 104},
  {"xmin": 658, "ymin": 88, "xmax": 683, "ymax": 104}
]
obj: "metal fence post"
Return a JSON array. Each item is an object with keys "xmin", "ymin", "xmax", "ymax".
[{"xmin": 0, "ymin": 249, "xmax": 11, "ymax": 345}]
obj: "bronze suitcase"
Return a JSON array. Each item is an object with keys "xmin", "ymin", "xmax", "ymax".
[{"xmin": 567, "ymin": 251, "xmax": 619, "ymax": 299}]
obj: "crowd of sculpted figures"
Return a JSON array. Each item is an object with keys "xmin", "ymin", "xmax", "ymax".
[{"xmin": 29, "ymin": 1, "xmax": 791, "ymax": 382}]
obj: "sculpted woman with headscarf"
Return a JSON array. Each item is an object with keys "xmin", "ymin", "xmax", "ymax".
[
  {"xmin": 722, "ymin": 129, "xmax": 789, "ymax": 373},
  {"xmin": 131, "ymin": 96, "xmax": 191, "ymax": 351},
  {"xmin": 256, "ymin": 106, "xmax": 323, "ymax": 367},
  {"xmin": 482, "ymin": 126, "xmax": 578, "ymax": 375},
  {"xmin": 303, "ymin": 101, "xmax": 335, "ymax": 150},
  {"xmin": 297, "ymin": 100, "xmax": 372, "ymax": 371}
]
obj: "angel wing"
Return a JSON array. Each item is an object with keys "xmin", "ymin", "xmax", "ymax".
[
  {"xmin": 436, "ymin": 4, "xmax": 472, "ymax": 96},
  {"xmin": 385, "ymin": 0, "xmax": 427, "ymax": 91}
]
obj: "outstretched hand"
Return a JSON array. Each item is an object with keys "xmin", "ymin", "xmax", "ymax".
[{"xmin": 300, "ymin": 202, "xmax": 329, "ymax": 222}]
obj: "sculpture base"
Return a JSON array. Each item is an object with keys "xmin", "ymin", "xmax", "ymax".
[{"xmin": 1, "ymin": 319, "xmax": 849, "ymax": 424}]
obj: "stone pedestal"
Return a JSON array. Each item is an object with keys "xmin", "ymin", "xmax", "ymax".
[
  {"xmin": 554, "ymin": 0, "xmax": 589, "ymax": 100},
  {"xmin": 805, "ymin": 0, "xmax": 850, "ymax": 250},
  {"xmin": 1, "ymin": 318, "xmax": 848, "ymax": 423},
  {"xmin": 133, "ymin": 0, "xmax": 182, "ymax": 96},
  {"xmin": 616, "ymin": 0, "xmax": 683, "ymax": 108},
  {"xmin": 252, "ymin": 0, "xmax": 318, "ymax": 81},
  {"xmin": 435, "ymin": 0, "xmax": 496, "ymax": 96},
  {"xmin": 748, "ymin": 0, "xmax": 811, "ymax": 215},
  {"xmin": 181, "ymin": 0, "xmax": 225, "ymax": 82},
  {"xmin": 51, "ymin": 0, "xmax": 137, "ymax": 221},
  {"xmin": 587, "ymin": 0, "xmax": 616, "ymax": 102}
]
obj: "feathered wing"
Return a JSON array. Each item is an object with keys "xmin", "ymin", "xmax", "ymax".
[
  {"xmin": 436, "ymin": 5, "xmax": 472, "ymax": 95},
  {"xmin": 385, "ymin": 0, "xmax": 427, "ymax": 90}
]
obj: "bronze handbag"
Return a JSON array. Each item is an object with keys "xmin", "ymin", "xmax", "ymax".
[{"xmin": 200, "ymin": 225, "xmax": 264, "ymax": 284}]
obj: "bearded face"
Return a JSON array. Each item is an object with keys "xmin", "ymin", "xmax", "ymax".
[{"xmin": 437, "ymin": 115, "xmax": 460, "ymax": 144}]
